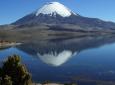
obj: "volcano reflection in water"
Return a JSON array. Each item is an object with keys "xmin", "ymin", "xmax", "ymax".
[{"xmin": 38, "ymin": 50, "xmax": 77, "ymax": 66}]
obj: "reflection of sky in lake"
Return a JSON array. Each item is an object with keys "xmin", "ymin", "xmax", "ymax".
[{"xmin": 0, "ymin": 37, "xmax": 115, "ymax": 83}]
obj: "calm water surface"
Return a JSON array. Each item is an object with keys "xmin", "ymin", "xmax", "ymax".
[{"xmin": 0, "ymin": 36, "xmax": 115, "ymax": 84}]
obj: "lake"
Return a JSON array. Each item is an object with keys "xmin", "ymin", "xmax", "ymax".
[{"xmin": 0, "ymin": 35, "xmax": 115, "ymax": 84}]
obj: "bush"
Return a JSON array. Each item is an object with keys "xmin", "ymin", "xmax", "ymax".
[
  {"xmin": 0, "ymin": 55, "xmax": 32, "ymax": 85},
  {"xmin": 2, "ymin": 75, "xmax": 12, "ymax": 85}
]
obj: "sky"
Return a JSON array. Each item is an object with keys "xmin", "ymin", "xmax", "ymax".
[{"xmin": 0, "ymin": 0, "xmax": 115, "ymax": 25}]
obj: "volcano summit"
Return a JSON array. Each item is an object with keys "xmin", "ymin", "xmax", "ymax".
[
  {"xmin": 12, "ymin": 1, "xmax": 115, "ymax": 30},
  {"xmin": 35, "ymin": 2, "xmax": 77, "ymax": 17}
]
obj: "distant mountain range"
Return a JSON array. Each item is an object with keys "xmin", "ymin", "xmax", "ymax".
[{"xmin": 11, "ymin": 2, "xmax": 115, "ymax": 31}]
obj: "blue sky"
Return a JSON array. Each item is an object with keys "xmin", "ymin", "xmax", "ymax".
[{"xmin": 0, "ymin": 0, "xmax": 115, "ymax": 25}]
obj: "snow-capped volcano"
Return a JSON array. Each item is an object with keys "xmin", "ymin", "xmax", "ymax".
[
  {"xmin": 12, "ymin": 1, "xmax": 79, "ymax": 25},
  {"xmin": 36, "ymin": 2, "xmax": 76, "ymax": 17},
  {"xmin": 12, "ymin": 1, "xmax": 115, "ymax": 30}
]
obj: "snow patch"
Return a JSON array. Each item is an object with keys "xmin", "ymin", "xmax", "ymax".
[{"xmin": 36, "ymin": 2, "xmax": 76, "ymax": 17}]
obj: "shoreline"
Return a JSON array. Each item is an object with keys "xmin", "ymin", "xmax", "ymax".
[{"xmin": 0, "ymin": 42, "xmax": 21, "ymax": 48}]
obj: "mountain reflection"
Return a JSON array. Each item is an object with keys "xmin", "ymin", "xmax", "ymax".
[
  {"xmin": 38, "ymin": 50, "xmax": 77, "ymax": 66},
  {"xmin": 16, "ymin": 35, "xmax": 115, "ymax": 66}
]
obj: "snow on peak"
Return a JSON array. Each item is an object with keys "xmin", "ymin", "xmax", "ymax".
[{"xmin": 36, "ymin": 2, "xmax": 76, "ymax": 17}]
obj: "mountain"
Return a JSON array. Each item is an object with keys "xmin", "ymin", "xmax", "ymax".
[
  {"xmin": 12, "ymin": 1, "xmax": 115, "ymax": 30},
  {"xmin": 12, "ymin": 2, "xmax": 78, "ymax": 25}
]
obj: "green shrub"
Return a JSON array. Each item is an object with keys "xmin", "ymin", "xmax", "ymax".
[
  {"xmin": 0, "ymin": 55, "xmax": 32, "ymax": 85},
  {"xmin": 2, "ymin": 75, "xmax": 12, "ymax": 85}
]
